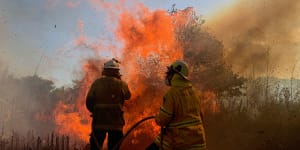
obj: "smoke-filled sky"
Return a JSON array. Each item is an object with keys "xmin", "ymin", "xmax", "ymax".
[
  {"xmin": 1, "ymin": 0, "xmax": 299, "ymax": 87},
  {"xmin": 0, "ymin": 0, "xmax": 233, "ymax": 87},
  {"xmin": 207, "ymin": 0, "xmax": 300, "ymax": 79}
]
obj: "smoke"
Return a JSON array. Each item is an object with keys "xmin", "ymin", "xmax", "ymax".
[
  {"xmin": 207, "ymin": 0, "xmax": 300, "ymax": 78},
  {"xmin": 0, "ymin": 74, "xmax": 58, "ymax": 136}
]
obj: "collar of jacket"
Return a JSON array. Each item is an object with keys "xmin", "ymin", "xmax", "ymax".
[
  {"xmin": 171, "ymin": 74, "xmax": 192, "ymax": 87},
  {"xmin": 103, "ymin": 76, "xmax": 120, "ymax": 80}
]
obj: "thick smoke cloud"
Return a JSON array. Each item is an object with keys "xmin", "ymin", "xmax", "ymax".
[
  {"xmin": 0, "ymin": 74, "xmax": 58, "ymax": 136},
  {"xmin": 207, "ymin": 0, "xmax": 300, "ymax": 78}
]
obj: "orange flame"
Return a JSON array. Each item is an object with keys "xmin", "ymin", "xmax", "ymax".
[
  {"xmin": 53, "ymin": 2, "xmax": 194, "ymax": 149},
  {"xmin": 54, "ymin": 59, "xmax": 103, "ymax": 141}
]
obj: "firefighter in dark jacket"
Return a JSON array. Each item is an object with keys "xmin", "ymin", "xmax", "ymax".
[{"xmin": 86, "ymin": 58, "xmax": 131, "ymax": 150}]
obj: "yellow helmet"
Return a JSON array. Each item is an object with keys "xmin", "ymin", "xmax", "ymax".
[{"xmin": 168, "ymin": 60, "xmax": 189, "ymax": 80}]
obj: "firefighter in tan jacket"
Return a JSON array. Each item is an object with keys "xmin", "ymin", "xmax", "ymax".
[
  {"xmin": 86, "ymin": 58, "xmax": 131, "ymax": 150},
  {"xmin": 147, "ymin": 60, "xmax": 206, "ymax": 150}
]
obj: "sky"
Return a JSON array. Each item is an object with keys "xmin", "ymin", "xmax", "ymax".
[
  {"xmin": 1, "ymin": 0, "xmax": 300, "ymax": 87},
  {"xmin": 0, "ymin": 0, "xmax": 234, "ymax": 87}
]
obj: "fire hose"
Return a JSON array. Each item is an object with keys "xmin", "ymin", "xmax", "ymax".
[
  {"xmin": 92, "ymin": 116, "xmax": 156, "ymax": 150},
  {"xmin": 112, "ymin": 116, "xmax": 156, "ymax": 150}
]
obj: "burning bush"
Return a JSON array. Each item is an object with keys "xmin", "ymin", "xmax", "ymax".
[{"xmin": 2, "ymin": 1, "xmax": 300, "ymax": 150}]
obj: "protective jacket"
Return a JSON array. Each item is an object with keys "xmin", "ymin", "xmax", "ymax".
[
  {"xmin": 86, "ymin": 76, "xmax": 131, "ymax": 130},
  {"xmin": 154, "ymin": 74, "xmax": 206, "ymax": 150}
]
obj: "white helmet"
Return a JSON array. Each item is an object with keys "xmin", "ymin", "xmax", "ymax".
[{"xmin": 104, "ymin": 58, "xmax": 120, "ymax": 70}]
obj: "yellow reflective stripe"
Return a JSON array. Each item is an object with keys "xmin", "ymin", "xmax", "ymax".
[
  {"xmin": 187, "ymin": 143, "xmax": 207, "ymax": 150},
  {"xmin": 160, "ymin": 107, "xmax": 173, "ymax": 117},
  {"xmin": 169, "ymin": 119, "xmax": 201, "ymax": 128},
  {"xmin": 155, "ymin": 136, "xmax": 206, "ymax": 150},
  {"xmin": 155, "ymin": 136, "xmax": 171, "ymax": 148}
]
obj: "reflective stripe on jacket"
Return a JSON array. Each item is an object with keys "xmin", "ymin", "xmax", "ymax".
[
  {"xmin": 154, "ymin": 74, "xmax": 206, "ymax": 150},
  {"xmin": 86, "ymin": 76, "xmax": 131, "ymax": 130}
]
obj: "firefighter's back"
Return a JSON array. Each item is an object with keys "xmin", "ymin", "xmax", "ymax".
[
  {"xmin": 164, "ymin": 86, "xmax": 206, "ymax": 150},
  {"xmin": 92, "ymin": 76, "xmax": 130, "ymax": 130}
]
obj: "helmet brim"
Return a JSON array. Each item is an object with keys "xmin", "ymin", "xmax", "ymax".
[{"xmin": 177, "ymin": 71, "xmax": 189, "ymax": 80}]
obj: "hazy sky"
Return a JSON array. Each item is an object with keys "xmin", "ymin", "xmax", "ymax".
[
  {"xmin": 207, "ymin": 0, "xmax": 300, "ymax": 80},
  {"xmin": 0, "ymin": 0, "xmax": 234, "ymax": 87}
]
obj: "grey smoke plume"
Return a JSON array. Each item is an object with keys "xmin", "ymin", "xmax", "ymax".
[
  {"xmin": 0, "ymin": 73, "xmax": 58, "ymax": 136},
  {"xmin": 207, "ymin": 0, "xmax": 300, "ymax": 78}
]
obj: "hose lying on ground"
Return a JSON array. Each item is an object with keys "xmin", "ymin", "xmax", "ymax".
[{"xmin": 111, "ymin": 116, "xmax": 156, "ymax": 150}]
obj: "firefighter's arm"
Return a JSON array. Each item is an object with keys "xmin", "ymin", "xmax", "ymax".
[
  {"xmin": 155, "ymin": 97, "xmax": 173, "ymax": 127},
  {"xmin": 198, "ymin": 91, "xmax": 204, "ymax": 122},
  {"xmin": 86, "ymin": 81, "xmax": 96, "ymax": 113}
]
